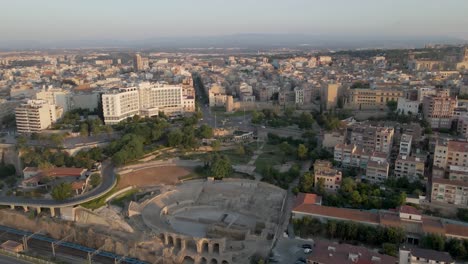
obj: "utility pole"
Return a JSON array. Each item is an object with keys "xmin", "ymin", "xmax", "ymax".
[
  {"xmin": 88, "ymin": 244, "xmax": 107, "ymax": 264},
  {"xmin": 51, "ymin": 233, "xmax": 73, "ymax": 257},
  {"xmin": 23, "ymin": 230, "xmax": 44, "ymax": 251}
]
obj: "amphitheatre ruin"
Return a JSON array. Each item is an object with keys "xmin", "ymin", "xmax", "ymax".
[{"xmin": 129, "ymin": 178, "xmax": 287, "ymax": 264}]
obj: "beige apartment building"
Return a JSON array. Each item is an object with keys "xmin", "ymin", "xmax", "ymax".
[
  {"xmin": 102, "ymin": 87, "xmax": 140, "ymax": 125},
  {"xmin": 422, "ymin": 90, "xmax": 457, "ymax": 129},
  {"xmin": 365, "ymin": 160, "xmax": 389, "ymax": 183},
  {"xmin": 431, "ymin": 178, "xmax": 468, "ymax": 206},
  {"xmin": 322, "ymin": 83, "xmax": 340, "ymax": 110},
  {"xmin": 15, "ymin": 100, "xmax": 57, "ymax": 133},
  {"xmin": 313, "ymin": 160, "xmax": 341, "ymax": 192},
  {"xmin": 346, "ymin": 88, "xmax": 404, "ymax": 110},
  {"xmin": 448, "ymin": 165, "xmax": 468, "ymax": 181},
  {"xmin": 395, "ymin": 155, "xmax": 425, "ymax": 181},
  {"xmin": 334, "ymin": 144, "xmax": 372, "ymax": 169},
  {"xmin": 433, "ymin": 140, "xmax": 468, "ymax": 170},
  {"xmin": 347, "ymin": 124, "xmax": 394, "ymax": 156}
]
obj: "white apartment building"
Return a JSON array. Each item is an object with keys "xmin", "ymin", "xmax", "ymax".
[
  {"xmin": 36, "ymin": 87, "xmax": 72, "ymax": 113},
  {"xmin": 15, "ymin": 100, "xmax": 57, "ymax": 133},
  {"xmin": 397, "ymin": 97, "xmax": 419, "ymax": 115},
  {"xmin": 399, "ymin": 134, "xmax": 412, "ymax": 156},
  {"xmin": 102, "ymin": 83, "xmax": 195, "ymax": 125},
  {"xmin": 102, "ymin": 87, "xmax": 140, "ymax": 125}
]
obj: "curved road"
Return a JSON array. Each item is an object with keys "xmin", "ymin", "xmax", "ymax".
[{"xmin": 0, "ymin": 160, "xmax": 117, "ymax": 208}]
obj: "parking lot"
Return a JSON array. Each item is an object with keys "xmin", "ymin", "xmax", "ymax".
[{"xmin": 271, "ymin": 236, "xmax": 315, "ymax": 264}]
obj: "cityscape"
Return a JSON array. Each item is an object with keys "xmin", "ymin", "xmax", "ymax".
[{"xmin": 1, "ymin": 1, "xmax": 468, "ymax": 264}]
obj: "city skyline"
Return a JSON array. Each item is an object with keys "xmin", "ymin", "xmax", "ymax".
[{"xmin": 1, "ymin": 0, "xmax": 468, "ymax": 48}]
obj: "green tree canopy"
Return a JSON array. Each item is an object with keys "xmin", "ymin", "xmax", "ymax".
[{"xmin": 51, "ymin": 182, "xmax": 73, "ymax": 201}]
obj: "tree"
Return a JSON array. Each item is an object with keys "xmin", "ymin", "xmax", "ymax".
[
  {"xmin": 167, "ymin": 129, "xmax": 183, "ymax": 147},
  {"xmin": 211, "ymin": 140, "xmax": 221, "ymax": 152},
  {"xmin": 385, "ymin": 227, "xmax": 405, "ymax": 244},
  {"xmin": 197, "ymin": 124, "xmax": 213, "ymax": 139},
  {"xmin": 298, "ymin": 112, "xmax": 314, "ymax": 129},
  {"xmin": 382, "ymin": 243, "xmax": 398, "ymax": 257},
  {"xmin": 299, "ymin": 171, "xmax": 315, "ymax": 193},
  {"xmin": 387, "ymin": 100, "xmax": 398, "ymax": 112},
  {"xmin": 279, "ymin": 141, "xmax": 294, "ymax": 156},
  {"xmin": 80, "ymin": 123, "xmax": 89, "ymax": 137},
  {"xmin": 316, "ymin": 178, "xmax": 325, "ymax": 195},
  {"xmin": 326, "ymin": 220, "xmax": 337, "ymax": 238},
  {"xmin": 89, "ymin": 173, "xmax": 101, "ymax": 187},
  {"xmin": 235, "ymin": 145, "xmax": 245, "ymax": 155},
  {"xmin": 457, "ymin": 208, "xmax": 468, "ymax": 222},
  {"xmin": 297, "ymin": 144, "xmax": 308, "ymax": 160},
  {"xmin": 210, "ymin": 154, "xmax": 232, "ymax": 179},
  {"xmin": 51, "ymin": 182, "xmax": 73, "ymax": 201}
]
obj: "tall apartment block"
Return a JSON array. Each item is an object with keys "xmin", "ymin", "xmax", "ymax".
[
  {"xmin": 15, "ymin": 100, "xmax": 57, "ymax": 133},
  {"xmin": 102, "ymin": 83, "xmax": 195, "ymax": 125},
  {"xmin": 422, "ymin": 89, "xmax": 457, "ymax": 129}
]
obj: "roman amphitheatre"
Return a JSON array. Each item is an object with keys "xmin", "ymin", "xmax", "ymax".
[{"xmin": 126, "ymin": 175, "xmax": 287, "ymax": 264}]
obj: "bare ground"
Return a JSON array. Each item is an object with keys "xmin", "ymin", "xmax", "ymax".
[{"xmin": 118, "ymin": 166, "xmax": 192, "ymax": 189}]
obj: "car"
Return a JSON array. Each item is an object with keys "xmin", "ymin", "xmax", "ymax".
[
  {"xmin": 304, "ymin": 248, "xmax": 312, "ymax": 254},
  {"xmin": 301, "ymin": 244, "xmax": 312, "ymax": 249}
]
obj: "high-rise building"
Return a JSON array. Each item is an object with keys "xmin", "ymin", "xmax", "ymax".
[
  {"xmin": 15, "ymin": 100, "xmax": 57, "ymax": 133},
  {"xmin": 102, "ymin": 83, "xmax": 195, "ymax": 125},
  {"xmin": 322, "ymin": 83, "xmax": 340, "ymax": 110},
  {"xmin": 35, "ymin": 86, "xmax": 72, "ymax": 113},
  {"xmin": 422, "ymin": 89, "xmax": 457, "ymax": 129},
  {"xmin": 433, "ymin": 139, "xmax": 468, "ymax": 170},
  {"xmin": 133, "ymin": 53, "xmax": 143, "ymax": 72}
]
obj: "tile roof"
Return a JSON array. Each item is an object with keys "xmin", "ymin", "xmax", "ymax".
[{"xmin": 293, "ymin": 203, "xmax": 379, "ymax": 225}]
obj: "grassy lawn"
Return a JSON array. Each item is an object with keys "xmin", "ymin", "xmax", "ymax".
[
  {"xmin": 255, "ymin": 144, "xmax": 291, "ymax": 172},
  {"xmin": 110, "ymin": 189, "xmax": 138, "ymax": 207}
]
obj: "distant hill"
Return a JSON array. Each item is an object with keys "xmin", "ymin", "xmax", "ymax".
[{"xmin": 0, "ymin": 33, "xmax": 466, "ymax": 50}]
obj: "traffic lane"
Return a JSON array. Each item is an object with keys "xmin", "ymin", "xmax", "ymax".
[{"xmin": 0, "ymin": 254, "xmax": 32, "ymax": 264}]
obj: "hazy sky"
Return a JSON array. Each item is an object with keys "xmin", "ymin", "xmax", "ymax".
[{"xmin": 1, "ymin": 0, "xmax": 467, "ymax": 41}]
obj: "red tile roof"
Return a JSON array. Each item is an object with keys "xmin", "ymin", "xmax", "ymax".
[
  {"xmin": 293, "ymin": 203, "xmax": 380, "ymax": 225},
  {"xmin": 398, "ymin": 205, "xmax": 421, "ymax": 215}
]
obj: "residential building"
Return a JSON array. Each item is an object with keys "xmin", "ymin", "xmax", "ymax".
[
  {"xmin": 399, "ymin": 247, "xmax": 454, "ymax": 264},
  {"xmin": 307, "ymin": 240, "xmax": 397, "ymax": 264},
  {"xmin": 334, "ymin": 144, "xmax": 371, "ymax": 169},
  {"xmin": 431, "ymin": 178, "xmax": 468, "ymax": 206},
  {"xmin": 322, "ymin": 83, "xmax": 340, "ymax": 110},
  {"xmin": 102, "ymin": 83, "xmax": 195, "ymax": 125},
  {"xmin": 15, "ymin": 100, "xmax": 57, "ymax": 133},
  {"xmin": 35, "ymin": 87, "xmax": 72, "ymax": 113},
  {"xmin": 456, "ymin": 115, "xmax": 468, "ymax": 138},
  {"xmin": 448, "ymin": 165, "xmax": 468, "ymax": 181},
  {"xmin": 133, "ymin": 53, "xmax": 143, "ymax": 72},
  {"xmin": 347, "ymin": 124, "xmax": 394, "ymax": 156},
  {"xmin": 346, "ymin": 88, "xmax": 404, "ymax": 110},
  {"xmin": 294, "ymin": 86, "xmax": 304, "ymax": 105},
  {"xmin": 102, "ymin": 87, "xmax": 140, "ymax": 125},
  {"xmin": 365, "ymin": 159, "xmax": 389, "ymax": 183},
  {"xmin": 433, "ymin": 140, "xmax": 468, "ymax": 170},
  {"xmin": 313, "ymin": 160, "xmax": 342, "ymax": 191},
  {"xmin": 322, "ymin": 131, "xmax": 345, "ymax": 149},
  {"xmin": 422, "ymin": 90, "xmax": 457, "ymax": 129},
  {"xmin": 395, "ymin": 155, "xmax": 425, "ymax": 181},
  {"xmin": 399, "ymin": 134, "xmax": 412, "ymax": 156},
  {"xmin": 397, "ymin": 97, "xmax": 420, "ymax": 115}
]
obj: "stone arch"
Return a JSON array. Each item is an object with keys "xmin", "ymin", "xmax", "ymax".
[
  {"xmin": 210, "ymin": 259, "xmax": 218, "ymax": 264},
  {"xmin": 213, "ymin": 243, "xmax": 220, "ymax": 254},
  {"xmin": 201, "ymin": 241, "xmax": 209, "ymax": 253},
  {"xmin": 200, "ymin": 257, "xmax": 208, "ymax": 264},
  {"xmin": 175, "ymin": 237, "xmax": 182, "ymax": 250},
  {"xmin": 186, "ymin": 240, "xmax": 197, "ymax": 252},
  {"xmin": 168, "ymin": 236, "xmax": 174, "ymax": 247},
  {"xmin": 182, "ymin": 256, "xmax": 195, "ymax": 264}
]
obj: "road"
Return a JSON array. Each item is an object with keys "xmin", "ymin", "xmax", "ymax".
[
  {"xmin": 0, "ymin": 160, "xmax": 117, "ymax": 208},
  {"xmin": 0, "ymin": 254, "xmax": 32, "ymax": 264}
]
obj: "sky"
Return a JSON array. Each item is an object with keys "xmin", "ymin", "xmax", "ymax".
[{"xmin": 1, "ymin": 0, "xmax": 467, "ymax": 42}]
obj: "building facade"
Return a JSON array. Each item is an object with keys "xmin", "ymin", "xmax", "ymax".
[
  {"xmin": 422, "ymin": 90, "xmax": 457, "ymax": 129},
  {"xmin": 395, "ymin": 155, "xmax": 425, "ymax": 181},
  {"xmin": 15, "ymin": 100, "xmax": 57, "ymax": 133},
  {"xmin": 431, "ymin": 178, "xmax": 468, "ymax": 206}
]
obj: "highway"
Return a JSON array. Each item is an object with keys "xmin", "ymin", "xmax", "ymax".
[{"xmin": 0, "ymin": 160, "xmax": 117, "ymax": 208}]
